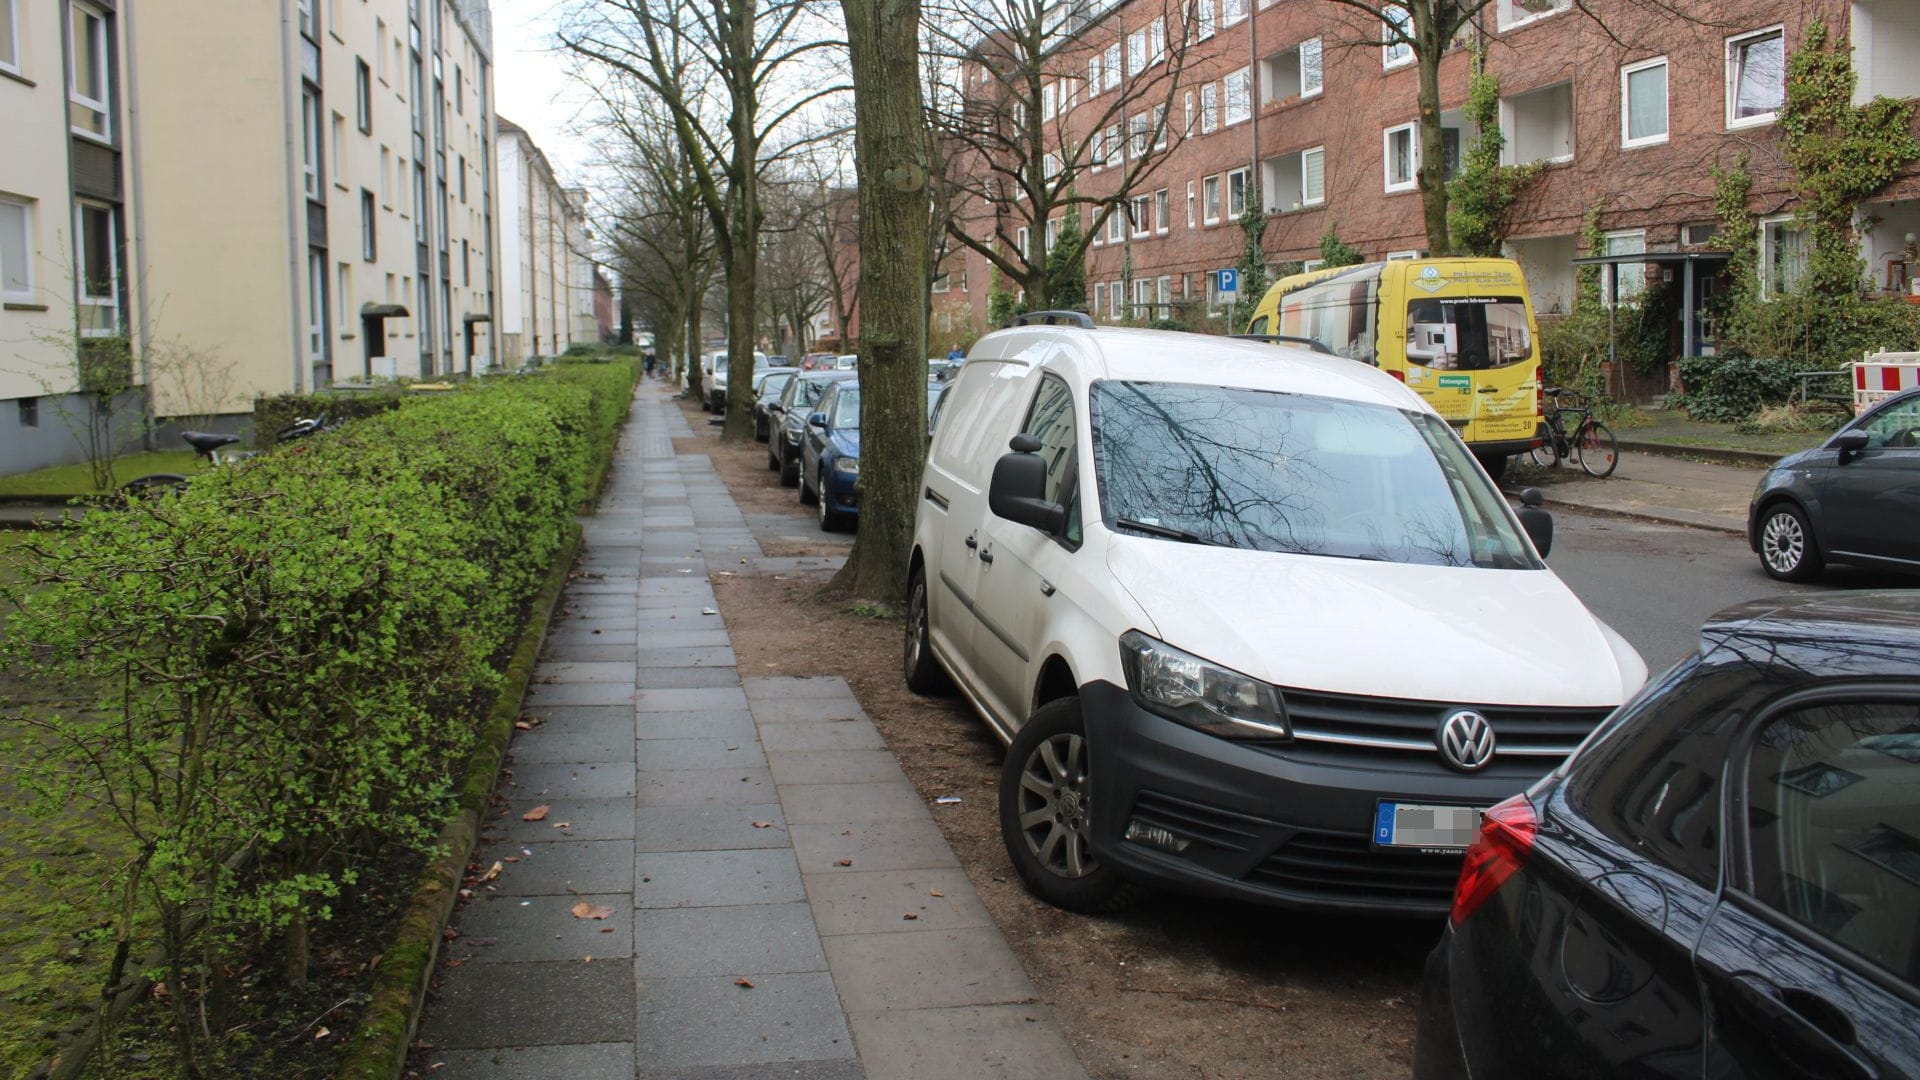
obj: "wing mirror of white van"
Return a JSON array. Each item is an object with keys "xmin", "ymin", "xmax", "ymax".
[
  {"xmin": 989, "ymin": 434, "xmax": 1067, "ymax": 535},
  {"xmin": 1516, "ymin": 487, "xmax": 1553, "ymax": 558}
]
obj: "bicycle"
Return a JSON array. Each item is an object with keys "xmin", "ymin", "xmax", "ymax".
[
  {"xmin": 119, "ymin": 416, "xmax": 334, "ymax": 496},
  {"xmin": 1527, "ymin": 388, "xmax": 1618, "ymax": 478}
]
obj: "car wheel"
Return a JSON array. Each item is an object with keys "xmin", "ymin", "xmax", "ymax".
[
  {"xmin": 817, "ymin": 477, "xmax": 840, "ymax": 531},
  {"xmin": 767, "ymin": 447, "xmax": 780, "ymax": 471},
  {"xmin": 1758, "ymin": 502, "xmax": 1824, "ymax": 582},
  {"xmin": 903, "ymin": 567, "xmax": 949, "ymax": 694},
  {"xmin": 1000, "ymin": 697, "xmax": 1137, "ymax": 913},
  {"xmin": 1475, "ymin": 453, "xmax": 1508, "ymax": 482},
  {"xmin": 799, "ymin": 466, "xmax": 818, "ymax": 505}
]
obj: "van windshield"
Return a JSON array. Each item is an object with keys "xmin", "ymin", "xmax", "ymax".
[
  {"xmin": 1404, "ymin": 296, "xmax": 1532, "ymax": 370},
  {"xmin": 1088, "ymin": 380, "xmax": 1541, "ymax": 569}
]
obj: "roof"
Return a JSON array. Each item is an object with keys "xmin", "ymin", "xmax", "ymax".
[
  {"xmin": 975, "ymin": 325, "xmax": 1431, "ymax": 415},
  {"xmin": 1701, "ymin": 591, "xmax": 1920, "ymax": 680}
]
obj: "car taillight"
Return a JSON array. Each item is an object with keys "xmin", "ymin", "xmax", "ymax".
[
  {"xmin": 1387, "ymin": 369, "xmax": 1406, "ymax": 382},
  {"xmin": 1450, "ymin": 794, "xmax": 1537, "ymax": 927},
  {"xmin": 1534, "ymin": 366, "xmax": 1544, "ymax": 413}
]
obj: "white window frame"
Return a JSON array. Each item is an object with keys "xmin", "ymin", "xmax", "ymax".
[
  {"xmin": 1496, "ymin": 0, "xmax": 1569, "ymax": 32},
  {"xmin": 67, "ymin": 2, "xmax": 112, "ymax": 142},
  {"xmin": 1226, "ymin": 167, "xmax": 1250, "ymax": 219},
  {"xmin": 1150, "ymin": 18, "xmax": 1167, "ymax": 65},
  {"xmin": 0, "ymin": 195, "xmax": 33, "ymax": 302},
  {"xmin": 301, "ymin": 88, "xmax": 323, "ymax": 200},
  {"xmin": 307, "ymin": 249, "xmax": 329, "ymax": 369},
  {"xmin": 1153, "ymin": 104, "xmax": 1168, "ymax": 150},
  {"xmin": 73, "ymin": 199, "xmax": 118, "ymax": 337},
  {"xmin": 330, "ymin": 111, "xmax": 346, "ymax": 189},
  {"xmin": 931, "ymin": 272, "xmax": 951, "ymax": 293},
  {"xmin": 1759, "ymin": 215, "xmax": 1807, "ymax": 300},
  {"xmin": 1041, "ymin": 80, "xmax": 1056, "ymax": 121},
  {"xmin": 1498, "ymin": 82, "xmax": 1576, "ymax": 165},
  {"xmin": 1725, "ymin": 26, "xmax": 1785, "ymax": 130},
  {"xmin": 1601, "ymin": 229, "xmax": 1646, "ymax": 305},
  {"xmin": 1109, "ymin": 279, "xmax": 1122, "ymax": 318},
  {"xmin": 1106, "ymin": 208, "xmax": 1125, "ymax": 243},
  {"xmin": 1199, "ymin": 83, "xmax": 1218, "ymax": 134},
  {"xmin": 1223, "ymin": 67, "xmax": 1251, "ymax": 126},
  {"xmin": 1186, "ymin": 180, "xmax": 1196, "ymax": 228},
  {"xmin": 1127, "ymin": 29, "xmax": 1147, "ymax": 77},
  {"xmin": 1103, "ymin": 43, "xmax": 1121, "ymax": 91},
  {"xmin": 1383, "ymin": 122, "xmax": 1419, "ymax": 192},
  {"xmin": 1194, "ymin": 0, "xmax": 1215, "ymax": 40},
  {"xmin": 1092, "ymin": 281, "xmax": 1106, "ymax": 317},
  {"xmin": 1386, "ymin": 250, "xmax": 1421, "ymax": 261},
  {"xmin": 1130, "ymin": 194, "xmax": 1152, "ymax": 238},
  {"xmin": 1383, "ymin": 7, "xmax": 1413, "ymax": 70},
  {"xmin": 337, "ymin": 261, "xmax": 353, "ymax": 331},
  {"xmin": 1156, "ymin": 275, "xmax": 1171, "ymax": 306},
  {"xmin": 1129, "ymin": 113, "xmax": 1150, "ymax": 158},
  {"xmin": 1017, "ymin": 226, "xmax": 1031, "ymax": 257},
  {"xmin": 1302, "ymin": 146, "xmax": 1326, "ymax": 206},
  {"xmin": 1301, "ymin": 37, "xmax": 1324, "ymax": 97},
  {"xmin": 1088, "ymin": 54, "xmax": 1101, "ymax": 94},
  {"xmin": 1155, "ymin": 187, "xmax": 1170, "ymax": 233},
  {"xmin": 1222, "ymin": 0, "xmax": 1246, "ymax": 28},
  {"xmin": 1203, "ymin": 174, "xmax": 1222, "ymax": 225},
  {"xmin": 1620, "ymin": 56, "xmax": 1669, "ymax": 148},
  {"xmin": 1303, "ymin": 258, "xmax": 1326, "ymax": 272},
  {"xmin": 1, "ymin": 0, "xmax": 22, "ymax": 75}
]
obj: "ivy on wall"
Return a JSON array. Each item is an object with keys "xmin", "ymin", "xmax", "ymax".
[
  {"xmin": 1446, "ymin": 58, "xmax": 1545, "ymax": 258},
  {"xmin": 1318, "ymin": 226, "xmax": 1363, "ymax": 268}
]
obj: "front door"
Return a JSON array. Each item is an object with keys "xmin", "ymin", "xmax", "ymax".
[{"xmin": 1823, "ymin": 396, "xmax": 1920, "ymax": 569}]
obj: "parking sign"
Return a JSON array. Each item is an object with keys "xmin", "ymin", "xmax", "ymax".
[{"xmin": 1216, "ymin": 268, "xmax": 1239, "ymax": 294}]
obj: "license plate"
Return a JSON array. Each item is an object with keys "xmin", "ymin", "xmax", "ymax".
[{"xmin": 1373, "ymin": 802, "xmax": 1484, "ymax": 851}]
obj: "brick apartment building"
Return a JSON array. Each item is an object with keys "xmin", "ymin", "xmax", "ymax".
[{"xmin": 927, "ymin": 0, "xmax": 1920, "ymax": 355}]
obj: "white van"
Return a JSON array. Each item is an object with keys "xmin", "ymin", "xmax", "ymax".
[{"xmin": 904, "ymin": 315, "xmax": 1645, "ymax": 916}]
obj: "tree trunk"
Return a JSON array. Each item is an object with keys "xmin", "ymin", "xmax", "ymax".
[
  {"xmin": 685, "ymin": 304, "xmax": 705, "ymax": 400},
  {"xmin": 1415, "ymin": 2, "xmax": 1451, "ymax": 256},
  {"xmin": 838, "ymin": 0, "xmax": 928, "ymax": 602},
  {"xmin": 723, "ymin": 234, "xmax": 760, "ymax": 439}
]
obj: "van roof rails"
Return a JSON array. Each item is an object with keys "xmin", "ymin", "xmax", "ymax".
[
  {"xmin": 1004, "ymin": 310, "xmax": 1096, "ymax": 329},
  {"xmin": 1229, "ymin": 333, "xmax": 1337, "ymax": 356}
]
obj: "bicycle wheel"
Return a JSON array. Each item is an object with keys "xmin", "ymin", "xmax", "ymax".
[
  {"xmin": 1575, "ymin": 421, "xmax": 1618, "ymax": 478},
  {"xmin": 1526, "ymin": 425, "xmax": 1561, "ymax": 469}
]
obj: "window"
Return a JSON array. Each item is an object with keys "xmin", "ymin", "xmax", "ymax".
[
  {"xmin": 1132, "ymin": 278, "xmax": 1153, "ymax": 315},
  {"xmin": 1602, "ymin": 230, "xmax": 1646, "ymax": 303},
  {"xmin": 1127, "ymin": 28, "xmax": 1146, "ymax": 76},
  {"xmin": 1016, "ymin": 226, "xmax": 1030, "ymax": 256},
  {"xmin": 1093, "ymin": 282, "xmax": 1106, "ymax": 317},
  {"xmin": 361, "ymin": 189, "xmax": 377, "ymax": 261},
  {"xmin": 1149, "ymin": 18, "xmax": 1166, "ymax": 65},
  {"xmin": 1103, "ymin": 43, "xmax": 1120, "ymax": 91},
  {"xmin": 1153, "ymin": 104, "xmax": 1167, "ymax": 150},
  {"xmin": 1109, "ymin": 280, "xmax": 1122, "ymax": 318},
  {"xmin": 73, "ymin": 200, "xmax": 117, "ymax": 337},
  {"xmin": 1194, "ymin": 0, "xmax": 1215, "ymax": 40},
  {"xmin": 1858, "ymin": 396, "xmax": 1920, "ymax": 449},
  {"xmin": 1384, "ymin": 123, "xmax": 1418, "ymax": 192},
  {"xmin": 331, "ymin": 111, "xmax": 346, "ymax": 188},
  {"xmin": 1223, "ymin": 68, "xmax": 1251, "ymax": 125},
  {"xmin": 1742, "ymin": 697, "xmax": 1920, "ymax": 984},
  {"xmin": 1226, "ymin": 167, "xmax": 1249, "ymax": 219},
  {"xmin": 1154, "ymin": 188, "xmax": 1169, "ymax": 233},
  {"xmin": 1183, "ymin": 90, "xmax": 1195, "ymax": 134},
  {"xmin": 1222, "ymin": 0, "xmax": 1245, "ymax": 27},
  {"xmin": 67, "ymin": 2, "xmax": 111, "ymax": 140},
  {"xmin": 1500, "ymin": 81, "xmax": 1574, "ymax": 164},
  {"xmin": 1621, "ymin": 57, "xmax": 1669, "ymax": 147},
  {"xmin": 0, "ymin": 196, "xmax": 31, "ymax": 302},
  {"xmin": 1156, "ymin": 275, "xmax": 1170, "ymax": 307},
  {"xmin": 1088, "ymin": 54, "xmax": 1102, "ymax": 94},
  {"xmin": 297, "ymin": 0, "xmax": 316, "ymax": 40},
  {"xmin": 1383, "ymin": 6, "xmax": 1412, "ymax": 69},
  {"xmin": 1129, "ymin": 113, "xmax": 1150, "ymax": 157},
  {"xmin": 1, "ymin": 0, "xmax": 20, "ymax": 74},
  {"xmin": 1106, "ymin": 124, "xmax": 1122, "ymax": 165},
  {"xmin": 459, "ymin": 155, "xmax": 467, "ymax": 202},
  {"xmin": 1062, "ymin": 76, "xmax": 1077, "ymax": 112},
  {"xmin": 1727, "ymin": 27, "xmax": 1785, "ymax": 128},
  {"xmin": 1090, "ymin": 127, "xmax": 1107, "ymax": 170},
  {"xmin": 1263, "ymin": 38, "xmax": 1323, "ymax": 104},
  {"xmin": 1387, "ymin": 250, "xmax": 1421, "ymax": 260},
  {"xmin": 307, "ymin": 249, "xmax": 329, "ymax": 377},
  {"xmin": 18, "ymin": 397, "xmax": 37, "ymax": 428},
  {"xmin": 357, "ymin": 60, "xmax": 373, "ymax": 132},
  {"xmin": 1022, "ymin": 376, "xmax": 1082, "ymax": 540},
  {"xmin": 1106, "ymin": 208, "xmax": 1124, "ymax": 243},
  {"xmin": 380, "ymin": 146, "xmax": 393, "ymax": 206},
  {"xmin": 1683, "ymin": 221, "xmax": 1719, "ymax": 246},
  {"xmin": 455, "ymin": 65, "xmax": 464, "ymax": 115},
  {"xmin": 1263, "ymin": 147, "xmax": 1324, "ymax": 211},
  {"xmin": 376, "ymin": 20, "xmax": 390, "ymax": 83},
  {"xmin": 337, "ymin": 261, "xmax": 353, "ymax": 330},
  {"xmin": 301, "ymin": 88, "xmax": 323, "ymax": 200},
  {"xmin": 1185, "ymin": 180, "xmax": 1195, "ymax": 227},
  {"xmin": 1495, "ymin": 0, "xmax": 1568, "ymax": 30},
  {"xmin": 1761, "ymin": 216, "xmax": 1807, "ymax": 299},
  {"xmin": 931, "ymin": 272, "xmax": 950, "ymax": 293},
  {"xmin": 1046, "ymin": 217, "xmax": 1060, "ymax": 249},
  {"xmin": 1199, "ymin": 83, "xmax": 1218, "ymax": 133},
  {"xmin": 1203, "ymin": 175, "xmax": 1221, "ymax": 224},
  {"xmin": 1130, "ymin": 194, "xmax": 1151, "ymax": 238}
]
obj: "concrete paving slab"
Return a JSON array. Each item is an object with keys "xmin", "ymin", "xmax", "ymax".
[
  {"xmin": 635, "ymin": 737, "xmax": 768, "ymax": 772},
  {"xmin": 821, "ymin": 929, "xmax": 1036, "ymax": 1012},
  {"xmin": 638, "ymin": 686, "xmax": 751, "ymax": 713},
  {"xmin": 633, "ymin": 1061, "xmax": 864, "ymax": 1080},
  {"xmin": 764, "ymin": 750, "xmax": 914, "ymax": 787},
  {"xmin": 777, "ymin": 781, "xmax": 929, "ymax": 825},
  {"xmin": 450, "ymin": 892, "xmax": 633, "ymax": 964},
  {"xmin": 636, "ymin": 767, "xmax": 777, "ymax": 806},
  {"xmin": 524, "ymin": 681, "xmax": 638, "ymax": 707},
  {"xmin": 431, "ymin": 1042, "xmax": 636, "ymax": 1079},
  {"xmin": 535, "ymin": 662, "xmax": 638, "ymax": 684},
  {"xmin": 502, "ymin": 762, "xmax": 636, "ymax": 801},
  {"xmin": 635, "ymin": 848, "xmax": 808, "ymax": 909},
  {"xmin": 539, "ymin": 643, "xmax": 643, "ymax": 664},
  {"xmin": 500, "ymin": 798, "xmax": 638, "ymax": 844},
  {"xmin": 747, "ymin": 697, "xmax": 867, "ymax": 724},
  {"xmin": 640, "ymin": 629, "xmax": 736, "ymax": 650},
  {"xmin": 633, "ymin": 973, "xmax": 856, "ymax": 1067},
  {"xmin": 760, "ymin": 721, "xmax": 886, "ymax": 752},
  {"xmin": 744, "ymin": 677, "xmax": 864, "ymax": 701},
  {"xmin": 845, "ymin": 1004, "xmax": 1085, "ymax": 1080},
  {"xmin": 505, "ymin": 724, "xmax": 637, "ymax": 766},
  {"xmin": 803, "ymin": 869, "xmax": 994, "ymax": 938},
  {"xmin": 637, "ymin": 665, "xmax": 746, "ymax": 689},
  {"xmin": 419, "ymin": 960, "xmax": 633, "ymax": 1049},
  {"xmin": 788, "ymin": 820, "xmax": 960, "ymax": 874},
  {"xmin": 632, "ymin": 902, "xmax": 827, "ymax": 978},
  {"xmin": 543, "ymin": 628, "xmax": 640, "ymax": 647},
  {"xmin": 634, "ymin": 802, "xmax": 791, "ymax": 852},
  {"xmin": 483, "ymin": 840, "xmax": 635, "ymax": 896},
  {"xmin": 636, "ymin": 709, "xmax": 761, "ymax": 741},
  {"xmin": 637, "ymin": 646, "xmax": 739, "ymax": 668}
]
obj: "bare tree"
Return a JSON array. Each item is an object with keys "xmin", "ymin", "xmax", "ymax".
[{"xmin": 927, "ymin": 0, "xmax": 1193, "ymax": 311}]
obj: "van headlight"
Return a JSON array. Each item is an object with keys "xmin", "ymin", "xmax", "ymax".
[{"xmin": 1118, "ymin": 631, "xmax": 1289, "ymax": 740}]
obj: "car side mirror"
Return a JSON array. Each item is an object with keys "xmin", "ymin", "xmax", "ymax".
[
  {"xmin": 989, "ymin": 436, "xmax": 1065, "ymax": 534},
  {"xmin": 1516, "ymin": 487, "xmax": 1553, "ymax": 558},
  {"xmin": 808, "ymin": 412, "xmax": 828, "ymax": 428},
  {"xmin": 1834, "ymin": 429, "xmax": 1869, "ymax": 460}
]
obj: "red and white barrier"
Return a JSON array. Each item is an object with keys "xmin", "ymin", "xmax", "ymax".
[{"xmin": 1855, "ymin": 351, "xmax": 1920, "ymax": 413}]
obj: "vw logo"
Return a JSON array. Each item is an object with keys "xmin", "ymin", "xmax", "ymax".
[{"xmin": 1438, "ymin": 710, "xmax": 1496, "ymax": 771}]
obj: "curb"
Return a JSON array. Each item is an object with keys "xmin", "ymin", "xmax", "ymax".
[
  {"xmin": 1616, "ymin": 438, "xmax": 1784, "ymax": 469},
  {"xmin": 334, "ymin": 525, "xmax": 582, "ymax": 1080}
]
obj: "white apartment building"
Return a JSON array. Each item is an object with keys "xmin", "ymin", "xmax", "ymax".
[
  {"xmin": 497, "ymin": 116, "xmax": 587, "ymax": 362},
  {"xmin": 0, "ymin": 0, "xmax": 503, "ymax": 475}
]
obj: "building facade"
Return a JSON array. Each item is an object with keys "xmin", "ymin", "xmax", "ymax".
[
  {"xmin": 0, "ymin": 0, "xmax": 503, "ymax": 474},
  {"xmin": 496, "ymin": 117, "xmax": 589, "ymax": 362},
  {"xmin": 939, "ymin": 0, "xmax": 1920, "ymax": 356}
]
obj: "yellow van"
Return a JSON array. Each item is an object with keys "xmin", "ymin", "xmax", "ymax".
[{"xmin": 1244, "ymin": 257, "xmax": 1544, "ymax": 476}]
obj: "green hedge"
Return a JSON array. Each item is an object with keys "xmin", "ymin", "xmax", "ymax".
[
  {"xmin": 1674, "ymin": 355, "xmax": 1798, "ymax": 421},
  {"xmin": 0, "ymin": 370, "xmax": 629, "ymax": 1071},
  {"xmin": 253, "ymin": 388, "xmax": 405, "ymax": 447}
]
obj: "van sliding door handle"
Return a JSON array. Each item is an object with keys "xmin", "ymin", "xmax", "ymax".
[
  {"xmin": 964, "ymin": 535, "xmax": 978, "ymax": 550},
  {"xmin": 1039, "ymin": 579, "xmax": 1055, "ymax": 596},
  {"xmin": 977, "ymin": 548, "xmax": 994, "ymax": 565},
  {"xmin": 1476, "ymin": 386, "xmax": 1499, "ymax": 393}
]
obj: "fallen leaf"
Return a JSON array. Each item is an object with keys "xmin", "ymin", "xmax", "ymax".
[
  {"xmin": 502, "ymin": 856, "xmax": 521, "ymax": 863},
  {"xmin": 835, "ymin": 859, "xmax": 853, "ymax": 867},
  {"xmin": 315, "ymin": 1027, "xmax": 331, "ymax": 1039},
  {"xmin": 929, "ymin": 890, "xmax": 944, "ymax": 897},
  {"xmin": 902, "ymin": 913, "xmax": 919, "ymax": 921},
  {"xmin": 583, "ymin": 955, "xmax": 593, "ymax": 964},
  {"xmin": 751, "ymin": 821, "xmax": 774, "ymax": 829},
  {"xmin": 478, "ymin": 861, "xmax": 502, "ymax": 882},
  {"xmin": 572, "ymin": 901, "xmax": 614, "ymax": 920},
  {"xmin": 552, "ymin": 822, "xmax": 573, "ymax": 829},
  {"xmin": 514, "ymin": 721, "xmax": 532, "ymax": 730},
  {"xmin": 734, "ymin": 977, "xmax": 756, "ymax": 989},
  {"xmin": 599, "ymin": 927, "xmax": 615, "ymax": 933},
  {"xmin": 522, "ymin": 805, "xmax": 550, "ymax": 822}
]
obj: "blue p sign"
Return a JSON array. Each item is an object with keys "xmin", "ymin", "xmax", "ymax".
[{"xmin": 1216, "ymin": 268, "xmax": 1239, "ymax": 294}]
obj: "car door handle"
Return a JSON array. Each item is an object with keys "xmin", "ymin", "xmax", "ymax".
[
  {"xmin": 977, "ymin": 547, "xmax": 994, "ymax": 565},
  {"xmin": 964, "ymin": 534, "xmax": 978, "ymax": 550},
  {"xmin": 1039, "ymin": 579, "xmax": 1055, "ymax": 596},
  {"xmin": 1724, "ymin": 974, "xmax": 1876, "ymax": 1080}
]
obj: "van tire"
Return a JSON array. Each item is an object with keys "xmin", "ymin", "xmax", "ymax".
[
  {"xmin": 1475, "ymin": 453, "xmax": 1508, "ymax": 481},
  {"xmin": 1000, "ymin": 697, "xmax": 1137, "ymax": 914},
  {"xmin": 903, "ymin": 567, "xmax": 950, "ymax": 695}
]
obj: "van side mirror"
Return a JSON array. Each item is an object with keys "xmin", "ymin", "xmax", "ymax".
[
  {"xmin": 1516, "ymin": 487, "xmax": 1553, "ymax": 558},
  {"xmin": 989, "ymin": 436, "xmax": 1065, "ymax": 534},
  {"xmin": 1834, "ymin": 429, "xmax": 1869, "ymax": 461}
]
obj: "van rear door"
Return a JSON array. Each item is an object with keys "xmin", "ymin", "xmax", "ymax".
[{"xmin": 1394, "ymin": 262, "xmax": 1540, "ymax": 450}]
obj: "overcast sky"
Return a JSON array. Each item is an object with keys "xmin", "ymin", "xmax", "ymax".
[{"xmin": 492, "ymin": 0, "xmax": 599, "ymax": 185}]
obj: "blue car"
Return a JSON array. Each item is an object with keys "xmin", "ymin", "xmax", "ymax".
[
  {"xmin": 770, "ymin": 370, "xmax": 856, "ymax": 486},
  {"xmin": 799, "ymin": 379, "xmax": 951, "ymax": 532}
]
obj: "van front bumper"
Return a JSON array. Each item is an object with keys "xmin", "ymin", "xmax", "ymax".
[{"xmin": 1080, "ymin": 679, "xmax": 1553, "ymax": 917}]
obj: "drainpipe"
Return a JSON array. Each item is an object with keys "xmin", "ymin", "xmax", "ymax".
[
  {"xmin": 279, "ymin": 1, "xmax": 306, "ymax": 395},
  {"xmin": 125, "ymin": 0, "xmax": 154, "ymax": 446}
]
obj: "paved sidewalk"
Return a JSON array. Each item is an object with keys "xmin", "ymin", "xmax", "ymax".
[
  {"xmin": 414, "ymin": 383, "xmax": 1086, "ymax": 1079},
  {"xmin": 1512, "ymin": 449, "xmax": 1762, "ymax": 535}
]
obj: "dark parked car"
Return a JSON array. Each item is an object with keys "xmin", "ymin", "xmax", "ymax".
[
  {"xmin": 799, "ymin": 378, "xmax": 953, "ymax": 531},
  {"xmin": 753, "ymin": 368, "xmax": 797, "ymax": 442},
  {"xmin": 770, "ymin": 370, "xmax": 856, "ymax": 486},
  {"xmin": 1749, "ymin": 388, "xmax": 1920, "ymax": 581},
  {"xmin": 1416, "ymin": 591, "xmax": 1920, "ymax": 1080}
]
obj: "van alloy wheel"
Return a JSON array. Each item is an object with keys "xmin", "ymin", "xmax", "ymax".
[
  {"xmin": 1015, "ymin": 731, "xmax": 1094, "ymax": 877},
  {"xmin": 903, "ymin": 569, "xmax": 948, "ymax": 694}
]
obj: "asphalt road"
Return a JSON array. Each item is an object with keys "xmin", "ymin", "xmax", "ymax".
[{"xmin": 1544, "ymin": 510, "xmax": 1916, "ymax": 673}]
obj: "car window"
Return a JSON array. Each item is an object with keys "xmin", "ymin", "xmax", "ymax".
[
  {"xmin": 1087, "ymin": 379, "xmax": 1539, "ymax": 567},
  {"xmin": 1022, "ymin": 376, "xmax": 1082, "ymax": 545},
  {"xmin": 1856, "ymin": 398, "xmax": 1920, "ymax": 450},
  {"xmin": 833, "ymin": 388, "xmax": 861, "ymax": 429},
  {"xmin": 1741, "ymin": 696, "xmax": 1920, "ymax": 983},
  {"xmin": 1562, "ymin": 654, "xmax": 1757, "ymax": 887}
]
